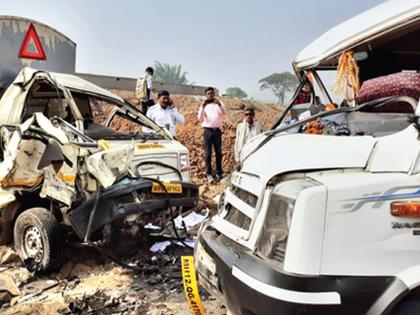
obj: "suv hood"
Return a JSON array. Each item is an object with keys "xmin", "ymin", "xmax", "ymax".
[
  {"xmin": 241, "ymin": 133, "xmax": 376, "ymax": 182},
  {"xmin": 294, "ymin": 0, "xmax": 420, "ymax": 74}
]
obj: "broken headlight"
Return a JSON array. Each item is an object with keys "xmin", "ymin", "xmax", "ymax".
[
  {"xmin": 179, "ymin": 153, "xmax": 190, "ymax": 172},
  {"xmin": 257, "ymin": 179, "xmax": 318, "ymax": 266}
]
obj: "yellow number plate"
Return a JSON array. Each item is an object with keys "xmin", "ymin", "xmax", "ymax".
[
  {"xmin": 136, "ymin": 143, "xmax": 164, "ymax": 151},
  {"xmin": 152, "ymin": 183, "xmax": 183, "ymax": 194}
]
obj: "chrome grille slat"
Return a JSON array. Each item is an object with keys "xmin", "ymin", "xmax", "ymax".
[
  {"xmin": 225, "ymin": 205, "xmax": 251, "ymax": 230},
  {"xmin": 217, "ymin": 234, "xmax": 248, "ymax": 257},
  {"xmin": 231, "ymin": 186, "xmax": 258, "ymax": 208}
]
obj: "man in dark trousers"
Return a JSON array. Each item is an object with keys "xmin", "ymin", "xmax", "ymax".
[{"xmin": 197, "ymin": 87, "xmax": 227, "ymax": 183}]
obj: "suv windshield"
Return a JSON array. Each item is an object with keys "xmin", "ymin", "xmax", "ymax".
[{"xmin": 71, "ymin": 92, "xmax": 166, "ymax": 141}]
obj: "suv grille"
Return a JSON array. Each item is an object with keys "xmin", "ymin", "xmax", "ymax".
[
  {"xmin": 231, "ymin": 186, "xmax": 258, "ymax": 208},
  {"xmin": 217, "ymin": 234, "xmax": 248, "ymax": 257},
  {"xmin": 225, "ymin": 205, "xmax": 252, "ymax": 230}
]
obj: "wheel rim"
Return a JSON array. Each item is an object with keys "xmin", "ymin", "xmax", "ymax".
[{"xmin": 22, "ymin": 226, "xmax": 44, "ymax": 263}]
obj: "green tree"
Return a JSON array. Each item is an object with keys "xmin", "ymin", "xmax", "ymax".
[
  {"xmin": 153, "ymin": 61, "xmax": 188, "ymax": 84},
  {"xmin": 258, "ymin": 71, "xmax": 299, "ymax": 104},
  {"xmin": 225, "ymin": 87, "xmax": 248, "ymax": 99}
]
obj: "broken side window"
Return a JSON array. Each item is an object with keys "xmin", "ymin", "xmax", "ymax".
[
  {"xmin": 22, "ymin": 80, "xmax": 76, "ymax": 124},
  {"xmin": 71, "ymin": 92, "xmax": 163, "ymax": 141}
]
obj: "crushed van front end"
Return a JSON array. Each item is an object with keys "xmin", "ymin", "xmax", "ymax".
[{"xmin": 196, "ymin": 223, "xmax": 404, "ymax": 315}]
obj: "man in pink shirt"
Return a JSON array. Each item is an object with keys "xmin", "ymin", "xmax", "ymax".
[{"xmin": 197, "ymin": 87, "xmax": 227, "ymax": 182}]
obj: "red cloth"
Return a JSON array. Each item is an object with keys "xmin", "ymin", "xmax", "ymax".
[{"xmin": 358, "ymin": 72, "xmax": 420, "ymax": 113}]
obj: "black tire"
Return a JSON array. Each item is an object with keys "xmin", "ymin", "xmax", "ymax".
[{"xmin": 13, "ymin": 207, "xmax": 62, "ymax": 273}]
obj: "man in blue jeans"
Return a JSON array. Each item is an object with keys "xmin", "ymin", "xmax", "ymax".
[{"xmin": 197, "ymin": 87, "xmax": 227, "ymax": 183}]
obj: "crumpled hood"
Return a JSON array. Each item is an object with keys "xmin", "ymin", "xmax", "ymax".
[{"xmin": 241, "ymin": 133, "xmax": 376, "ymax": 182}]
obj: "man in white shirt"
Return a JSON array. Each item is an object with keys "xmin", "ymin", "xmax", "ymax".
[
  {"xmin": 234, "ymin": 105, "xmax": 262, "ymax": 162},
  {"xmin": 145, "ymin": 90, "xmax": 184, "ymax": 136}
]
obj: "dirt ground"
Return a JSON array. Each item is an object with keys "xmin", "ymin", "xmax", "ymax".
[
  {"xmin": 0, "ymin": 235, "xmax": 226, "ymax": 315},
  {"xmin": 0, "ymin": 93, "xmax": 281, "ymax": 315}
]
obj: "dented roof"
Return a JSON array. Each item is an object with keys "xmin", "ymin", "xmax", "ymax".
[{"xmin": 16, "ymin": 67, "xmax": 125, "ymax": 104}]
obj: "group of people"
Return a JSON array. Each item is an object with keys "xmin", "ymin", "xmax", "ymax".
[{"xmin": 137, "ymin": 66, "xmax": 262, "ymax": 183}]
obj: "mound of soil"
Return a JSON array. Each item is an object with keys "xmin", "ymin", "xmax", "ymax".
[{"xmin": 112, "ymin": 91, "xmax": 282, "ymax": 185}]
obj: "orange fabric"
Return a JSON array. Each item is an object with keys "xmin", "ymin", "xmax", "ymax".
[{"xmin": 333, "ymin": 51, "xmax": 360, "ymax": 101}]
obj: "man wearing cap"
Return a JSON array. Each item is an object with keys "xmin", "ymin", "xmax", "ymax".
[{"xmin": 234, "ymin": 105, "xmax": 262, "ymax": 163}]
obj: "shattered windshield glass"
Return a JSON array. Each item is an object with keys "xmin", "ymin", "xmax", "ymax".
[
  {"xmin": 274, "ymin": 71, "xmax": 417, "ymax": 138},
  {"xmin": 72, "ymin": 93, "xmax": 166, "ymax": 141}
]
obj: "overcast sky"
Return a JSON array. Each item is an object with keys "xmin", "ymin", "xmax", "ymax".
[{"xmin": 2, "ymin": 0, "xmax": 384, "ymax": 101}]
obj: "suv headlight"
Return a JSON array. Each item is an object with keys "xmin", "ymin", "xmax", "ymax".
[
  {"xmin": 257, "ymin": 178, "xmax": 319, "ymax": 265},
  {"xmin": 179, "ymin": 153, "xmax": 190, "ymax": 172}
]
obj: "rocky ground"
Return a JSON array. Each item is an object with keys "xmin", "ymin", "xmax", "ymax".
[
  {"xmin": 0, "ymin": 93, "xmax": 281, "ymax": 314},
  {"xmin": 0, "ymin": 243, "xmax": 226, "ymax": 315}
]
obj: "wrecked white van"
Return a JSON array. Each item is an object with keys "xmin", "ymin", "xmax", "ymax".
[
  {"xmin": 196, "ymin": 1, "xmax": 420, "ymax": 314},
  {"xmin": 0, "ymin": 67, "xmax": 197, "ymax": 272},
  {"xmin": 0, "ymin": 67, "xmax": 191, "ymax": 182}
]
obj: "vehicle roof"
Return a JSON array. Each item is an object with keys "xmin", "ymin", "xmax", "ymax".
[
  {"xmin": 16, "ymin": 67, "xmax": 125, "ymax": 104},
  {"xmin": 294, "ymin": 0, "xmax": 420, "ymax": 73}
]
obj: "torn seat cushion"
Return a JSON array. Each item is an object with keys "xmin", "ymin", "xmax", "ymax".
[{"xmin": 358, "ymin": 72, "xmax": 420, "ymax": 113}]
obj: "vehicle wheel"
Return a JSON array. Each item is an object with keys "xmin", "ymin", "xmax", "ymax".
[
  {"xmin": 389, "ymin": 296, "xmax": 420, "ymax": 315},
  {"xmin": 13, "ymin": 207, "xmax": 62, "ymax": 273}
]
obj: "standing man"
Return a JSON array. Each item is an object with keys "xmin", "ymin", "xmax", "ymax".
[
  {"xmin": 198, "ymin": 87, "xmax": 227, "ymax": 183},
  {"xmin": 146, "ymin": 90, "xmax": 184, "ymax": 136},
  {"xmin": 136, "ymin": 66, "xmax": 155, "ymax": 114},
  {"xmin": 234, "ymin": 105, "xmax": 262, "ymax": 163}
]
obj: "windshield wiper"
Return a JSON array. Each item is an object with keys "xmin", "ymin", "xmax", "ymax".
[{"xmin": 141, "ymin": 128, "xmax": 163, "ymax": 142}]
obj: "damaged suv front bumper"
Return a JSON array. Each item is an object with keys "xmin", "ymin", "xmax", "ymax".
[{"xmin": 68, "ymin": 179, "xmax": 198, "ymax": 240}]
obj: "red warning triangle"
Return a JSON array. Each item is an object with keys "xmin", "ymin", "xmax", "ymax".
[{"xmin": 18, "ymin": 23, "xmax": 46, "ymax": 60}]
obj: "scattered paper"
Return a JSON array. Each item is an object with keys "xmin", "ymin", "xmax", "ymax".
[
  {"xmin": 213, "ymin": 194, "xmax": 221, "ymax": 204},
  {"xmin": 176, "ymin": 237, "xmax": 197, "ymax": 248},
  {"xmin": 174, "ymin": 211, "xmax": 207, "ymax": 229},
  {"xmin": 149, "ymin": 241, "xmax": 171, "ymax": 253},
  {"xmin": 145, "ymin": 223, "xmax": 160, "ymax": 230},
  {"xmin": 299, "ymin": 110, "xmax": 311, "ymax": 121}
]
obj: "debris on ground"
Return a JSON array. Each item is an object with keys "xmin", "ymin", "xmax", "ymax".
[
  {"xmin": 0, "ymin": 273, "xmax": 21, "ymax": 305},
  {"xmin": 0, "ymin": 243, "xmax": 226, "ymax": 315}
]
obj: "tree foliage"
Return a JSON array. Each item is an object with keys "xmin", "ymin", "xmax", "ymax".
[
  {"xmin": 225, "ymin": 87, "xmax": 248, "ymax": 99},
  {"xmin": 258, "ymin": 71, "xmax": 299, "ymax": 104},
  {"xmin": 153, "ymin": 61, "xmax": 189, "ymax": 84}
]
